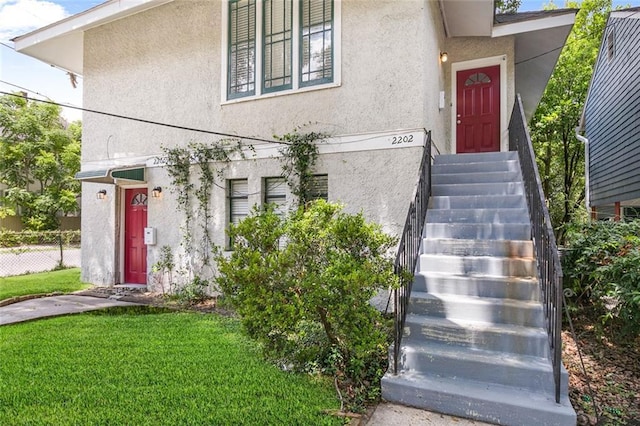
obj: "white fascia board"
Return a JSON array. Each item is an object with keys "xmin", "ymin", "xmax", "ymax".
[
  {"xmin": 610, "ymin": 10, "xmax": 640, "ymax": 19},
  {"xmin": 492, "ymin": 12, "xmax": 576, "ymax": 38}
]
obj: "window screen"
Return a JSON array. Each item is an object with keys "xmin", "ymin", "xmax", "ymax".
[
  {"xmin": 300, "ymin": 0, "xmax": 333, "ymax": 87},
  {"xmin": 263, "ymin": 0, "xmax": 292, "ymax": 92},
  {"xmin": 308, "ymin": 174, "xmax": 328, "ymax": 201},
  {"xmin": 228, "ymin": 0, "xmax": 256, "ymax": 98},
  {"xmin": 229, "ymin": 179, "xmax": 249, "ymax": 226},
  {"xmin": 265, "ymin": 177, "xmax": 287, "ymax": 215}
]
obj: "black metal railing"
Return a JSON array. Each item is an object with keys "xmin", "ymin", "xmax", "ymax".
[
  {"xmin": 509, "ymin": 95, "xmax": 563, "ymax": 404},
  {"xmin": 391, "ymin": 130, "xmax": 432, "ymax": 374}
]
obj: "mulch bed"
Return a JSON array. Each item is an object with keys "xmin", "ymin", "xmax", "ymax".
[{"xmin": 562, "ymin": 313, "xmax": 640, "ymax": 425}]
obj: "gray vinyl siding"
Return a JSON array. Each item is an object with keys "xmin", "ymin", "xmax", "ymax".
[{"xmin": 584, "ymin": 15, "xmax": 640, "ymax": 206}]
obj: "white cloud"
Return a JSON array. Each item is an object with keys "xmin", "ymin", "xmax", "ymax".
[{"xmin": 0, "ymin": 0, "xmax": 69, "ymax": 42}]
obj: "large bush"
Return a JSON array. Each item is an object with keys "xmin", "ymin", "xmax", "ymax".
[
  {"xmin": 563, "ymin": 220, "xmax": 640, "ymax": 336},
  {"xmin": 214, "ymin": 201, "xmax": 399, "ymax": 410}
]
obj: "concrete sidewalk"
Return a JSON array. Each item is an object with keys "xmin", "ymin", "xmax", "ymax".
[
  {"xmin": 367, "ymin": 402, "xmax": 491, "ymax": 425},
  {"xmin": 0, "ymin": 294, "xmax": 142, "ymax": 325}
]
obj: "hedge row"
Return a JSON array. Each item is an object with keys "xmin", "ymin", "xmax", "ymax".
[{"xmin": 0, "ymin": 230, "xmax": 81, "ymax": 248}]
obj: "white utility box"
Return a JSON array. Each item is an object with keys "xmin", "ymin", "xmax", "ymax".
[{"xmin": 144, "ymin": 227, "xmax": 157, "ymax": 245}]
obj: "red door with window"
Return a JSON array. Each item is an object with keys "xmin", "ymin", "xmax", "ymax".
[
  {"xmin": 124, "ymin": 188, "xmax": 148, "ymax": 284},
  {"xmin": 456, "ymin": 65, "xmax": 500, "ymax": 153}
]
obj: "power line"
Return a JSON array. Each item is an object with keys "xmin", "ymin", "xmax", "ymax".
[
  {"xmin": 0, "ymin": 79, "xmax": 52, "ymax": 100},
  {"xmin": 0, "ymin": 90, "xmax": 288, "ymax": 146}
]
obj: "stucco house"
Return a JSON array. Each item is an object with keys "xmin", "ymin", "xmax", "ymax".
[
  {"xmin": 581, "ymin": 7, "xmax": 640, "ymax": 221},
  {"xmin": 14, "ymin": 0, "xmax": 578, "ymax": 423}
]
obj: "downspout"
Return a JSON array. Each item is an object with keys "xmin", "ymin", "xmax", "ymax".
[{"xmin": 574, "ymin": 127, "xmax": 590, "ymax": 213}]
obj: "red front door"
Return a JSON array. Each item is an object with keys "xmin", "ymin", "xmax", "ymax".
[
  {"xmin": 124, "ymin": 188, "xmax": 148, "ymax": 284},
  {"xmin": 456, "ymin": 65, "xmax": 500, "ymax": 153}
]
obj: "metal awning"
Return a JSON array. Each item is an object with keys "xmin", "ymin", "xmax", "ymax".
[{"xmin": 75, "ymin": 166, "xmax": 146, "ymax": 184}]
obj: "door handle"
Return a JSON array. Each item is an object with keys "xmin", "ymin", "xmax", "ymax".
[
  {"xmin": 457, "ymin": 114, "xmax": 461, "ymax": 118},
  {"xmin": 457, "ymin": 120, "xmax": 461, "ymax": 124}
]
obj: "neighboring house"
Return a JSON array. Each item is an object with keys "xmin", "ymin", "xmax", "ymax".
[
  {"xmin": 14, "ymin": 1, "xmax": 578, "ymax": 423},
  {"xmin": 582, "ymin": 7, "xmax": 640, "ymax": 221}
]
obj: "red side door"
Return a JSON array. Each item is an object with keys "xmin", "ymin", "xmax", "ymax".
[
  {"xmin": 456, "ymin": 65, "xmax": 500, "ymax": 153},
  {"xmin": 124, "ymin": 188, "xmax": 148, "ymax": 284}
]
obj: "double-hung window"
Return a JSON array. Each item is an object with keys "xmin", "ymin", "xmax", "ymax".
[
  {"xmin": 264, "ymin": 177, "xmax": 287, "ymax": 216},
  {"xmin": 226, "ymin": 0, "xmax": 337, "ymax": 100}
]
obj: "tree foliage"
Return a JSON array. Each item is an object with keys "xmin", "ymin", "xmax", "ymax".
[
  {"xmin": 563, "ymin": 220, "xmax": 640, "ymax": 337},
  {"xmin": 214, "ymin": 201, "xmax": 399, "ymax": 410},
  {"xmin": 530, "ymin": 0, "xmax": 611, "ymax": 243},
  {"xmin": 495, "ymin": 0, "xmax": 522, "ymax": 13},
  {"xmin": 0, "ymin": 94, "xmax": 81, "ymax": 230}
]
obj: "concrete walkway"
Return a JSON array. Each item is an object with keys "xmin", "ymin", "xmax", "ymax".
[
  {"xmin": 367, "ymin": 402, "xmax": 491, "ymax": 425},
  {"xmin": 0, "ymin": 294, "xmax": 142, "ymax": 325},
  {"xmin": 0, "ymin": 294, "xmax": 491, "ymax": 425}
]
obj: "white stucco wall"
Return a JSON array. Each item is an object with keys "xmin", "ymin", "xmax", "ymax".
[{"xmin": 78, "ymin": 0, "xmax": 517, "ymax": 287}]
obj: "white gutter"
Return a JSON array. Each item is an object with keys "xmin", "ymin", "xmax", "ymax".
[{"xmin": 575, "ymin": 127, "xmax": 590, "ymax": 212}]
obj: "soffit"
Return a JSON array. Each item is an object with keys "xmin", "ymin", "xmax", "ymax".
[
  {"xmin": 12, "ymin": 0, "xmax": 173, "ymax": 75},
  {"xmin": 494, "ymin": 10, "xmax": 577, "ymax": 120},
  {"xmin": 440, "ymin": 0, "xmax": 494, "ymax": 37}
]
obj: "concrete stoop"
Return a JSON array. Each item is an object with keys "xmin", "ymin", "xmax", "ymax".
[
  {"xmin": 382, "ymin": 371, "xmax": 576, "ymax": 426},
  {"xmin": 382, "ymin": 152, "xmax": 576, "ymax": 425}
]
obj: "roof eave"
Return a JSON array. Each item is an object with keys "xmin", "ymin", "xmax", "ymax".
[
  {"xmin": 12, "ymin": 0, "xmax": 173, "ymax": 75},
  {"xmin": 494, "ymin": 10, "xmax": 577, "ymax": 120}
]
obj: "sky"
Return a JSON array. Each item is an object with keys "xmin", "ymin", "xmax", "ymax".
[{"xmin": 0, "ymin": 0, "xmax": 638, "ymax": 122}]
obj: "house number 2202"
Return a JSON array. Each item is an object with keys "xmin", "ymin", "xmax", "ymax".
[{"xmin": 391, "ymin": 135, "xmax": 414, "ymax": 145}]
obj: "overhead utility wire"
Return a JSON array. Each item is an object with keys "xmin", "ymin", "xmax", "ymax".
[
  {"xmin": 0, "ymin": 90, "xmax": 287, "ymax": 146},
  {"xmin": 0, "ymin": 79, "xmax": 52, "ymax": 100}
]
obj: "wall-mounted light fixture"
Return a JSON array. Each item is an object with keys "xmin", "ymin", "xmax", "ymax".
[
  {"xmin": 152, "ymin": 186, "xmax": 162, "ymax": 198},
  {"xmin": 440, "ymin": 51, "xmax": 448, "ymax": 63},
  {"xmin": 96, "ymin": 189, "xmax": 107, "ymax": 200}
]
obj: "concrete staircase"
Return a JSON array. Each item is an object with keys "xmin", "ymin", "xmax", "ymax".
[{"xmin": 381, "ymin": 151, "xmax": 576, "ymax": 425}]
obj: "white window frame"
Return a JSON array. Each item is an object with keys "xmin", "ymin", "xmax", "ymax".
[{"xmin": 221, "ymin": 0, "xmax": 341, "ymax": 104}]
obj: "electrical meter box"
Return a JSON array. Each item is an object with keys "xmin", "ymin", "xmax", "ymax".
[{"xmin": 144, "ymin": 227, "xmax": 156, "ymax": 245}]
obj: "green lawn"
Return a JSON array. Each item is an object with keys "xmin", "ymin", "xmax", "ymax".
[
  {"xmin": 0, "ymin": 307, "xmax": 341, "ymax": 425},
  {"xmin": 0, "ymin": 268, "xmax": 89, "ymax": 301}
]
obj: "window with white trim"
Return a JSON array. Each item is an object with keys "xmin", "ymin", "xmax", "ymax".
[
  {"xmin": 308, "ymin": 174, "xmax": 328, "ymax": 201},
  {"xmin": 607, "ymin": 29, "xmax": 615, "ymax": 62},
  {"xmin": 264, "ymin": 177, "xmax": 287, "ymax": 215},
  {"xmin": 229, "ymin": 179, "xmax": 249, "ymax": 226},
  {"xmin": 226, "ymin": 0, "xmax": 336, "ymax": 100}
]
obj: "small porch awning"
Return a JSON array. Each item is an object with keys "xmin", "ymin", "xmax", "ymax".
[{"xmin": 75, "ymin": 166, "xmax": 146, "ymax": 184}]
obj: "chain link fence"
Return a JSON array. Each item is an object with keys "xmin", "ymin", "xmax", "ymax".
[{"xmin": 0, "ymin": 230, "xmax": 81, "ymax": 277}]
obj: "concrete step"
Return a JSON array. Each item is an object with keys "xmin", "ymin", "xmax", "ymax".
[
  {"xmin": 403, "ymin": 314, "xmax": 549, "ymax": 357},
  {"xmin": 395, "ymin": 340, "xmax": 567, "ymax": 395},
  {"xmin": 412, "ymin": 272, "xmax": 541, "ymax": 301},
  {"xmin": 433, "ymin": 160, "xmax": 521, "ymax": 175},
  {"xmin": 426, "ymin": 208, "xmax": 529, "ymax": 224},
  {"xmin": 434, "ymin": 151, "xmax": 519, "ymax": 164},
  {"xmin": 430, "ymin": 194, "xmax": 527, "ymax": 209},
  {"xmin": 381, "ymin": 371, "xmax": 576, "ymax": 425},
  {"xmin": 408, "ymin": 291, "xmax": 545, "ymax": 327},
  {"xmin": 418, "ymin": 254, "xmax": 536, "ymax": 277},
  {"xmin": 432, "ymin": 170, "xmax": 522, "ymax": 185},
  {"xmin": 425, "ymin": 223, "xmax": 531, "ymax": 240},
  {"xmin": 432, "ymin": 182, "xmax": 524, "ymax": 197},
  {"xmin": 422, "ymin": 238, "xmax": 534, "ymax": 257}
]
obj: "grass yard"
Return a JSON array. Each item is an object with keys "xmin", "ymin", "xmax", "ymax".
[
  {"xmin": 0, "ymin": 268, "xmax": 89, "ymax": 301},
  {"xmin": 0, "ymin": 307, "xmax": 341, "ymax": 425}
]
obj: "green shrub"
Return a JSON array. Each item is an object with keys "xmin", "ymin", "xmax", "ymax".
[
  {"xmin": 563, "ymin": 220, "xmax": 640, "ymax": 336},
  {"xmin": 0, "ymin": 230, "xmax": 80, "ymax": 248},
  {"xmin": 214, "ymin": 201, "xmax": 399, "ymax": 411}
]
